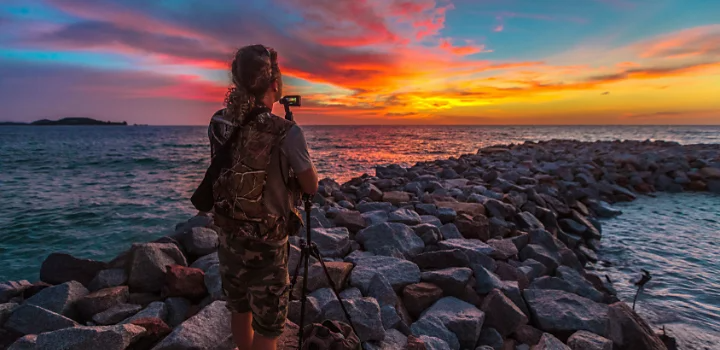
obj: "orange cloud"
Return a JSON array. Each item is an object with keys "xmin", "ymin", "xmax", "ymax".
[{"xmin": 439, "ymin": 38, "xmax": 488, "ymax": 55}]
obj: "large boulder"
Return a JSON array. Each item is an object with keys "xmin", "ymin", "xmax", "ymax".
[
  {"xmin": 519, "ymin": 244, "xmax": 561, "ymax": 272},
  {"xmin": 129, "ymin": 317, "xmax": 172, "ymax": 350},
  {"xmin": 309, "ymin": 227, "xmax": 352, "ymax": 258},
  {"xmin": 556, "ymin": 266, "xmax": 604, "ymax": 302},
  {"xmin": 88, "ymin": 269, "xmax": 128, "ymax": 292},
  {"xmin": 151, "ymin": 300, "xmax": 232, "ymax": 350},
  {"xmin": 120, "ymin": 301, "xmax": 168, "ymax": 324},
  {"xmin": 481, "ymin": 289, "xmax": 528, "ymax": 337},
  {"xmin": 356, "ymin": 223, "xmax": 425, "ymax": 259},
  {"xmin": 533, "ymin": 333, "xmax": 571, "ymax": 350},
  {"xmin": 454, "ymin": 214, "xmax": 491, "ymax": 241},
  {"xmin": 0, "ymin": 302, "xmax": 18, "ymax": 325},
  {"xmin": 126, "ymin": 243, "xmax": 188, "ymax": 293},
  {"xmin": 333, "ymin": 210, "xmax": 367, "ymax": 233},
  {"xmin": 417, "ymin": 297, "xmax": 484, "ymax": 350},
  {"xmin": 402, "ymin": 282, "xmax": 444, "ymax": 319},
  {"xmin": 92, "ymin": 303, "xmax": 143, "ymax": 325},
  {"xmin": 179, "ymin": 227, "xmax": 218, "ymax": 257},
  {"xmin": 39, "ymin": 253, "xmax": 108, "ymax": 287},
  {"xmin": 4, "ymin": 304, "xmax": 79, "ymax": 335},
  {"xmin": 189, "ymin": 252, "xmax": 219, "ymax": 272},
  {"xmin": 348, "ymin": 255, "xmax": 421, "ymax": 293},
  {"xmin": 75, "ymin": 286, "xmax": 129, "ymax": 320},
  {"xmin": 306, "ymin": 262, "xmax": 353, "ymax": 292},
  {"xmin": 523, "ymin": 289, "xmax": 608, "ymax": 336},
  {"xmin": 420, "ymin": 268, "xmax": 472, "ymax": 296},
  {"xmin": 411, "ymin": 316, "xmax": 460, "ymax": 350},
  {"xmin": 388, "ymin": 209, "xmax": 423, "ymax": 225},
  {"xmin": 567, "ymin": 330, "xmax": 613, "ymax": 350},
  {"xmin": 29, "ymin": 324, "xmax": 145, "ymax": 350},
  {"xmin": 162, "ymin": 265, "xmax": 207, "ymax": 301},
  {"xmin": 165, "ymin": 297, "xmax": 191, "ymax": 328},
  {"xmin": 24, "ymin": 280, "xmax": 89, "ymax": 319},
  {"xmin": 368, "ymin": 273, "xmax": 398, "ymax": 307},
  {"xmin": 362, "ymin": 210, "xmax": 390, "ymax": 226},
  {"xmin": 322, "ymin": 297, "xmax": 385, "ymax": 342},
  {"xmin": 0, "ymin": 281, "xmax": 32, "ymax": 303},
  {"xmin": 605, "ymin": 302, "xmax": 667, "ymax": 350},
  {"xmin": 411, "ymin": 224, "xmax": 442, "ymax": 245}
]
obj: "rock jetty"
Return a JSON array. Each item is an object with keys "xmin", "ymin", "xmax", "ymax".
[{"xmin": 3, "ymin": 139, "xmax": 717, "ymax": 350}]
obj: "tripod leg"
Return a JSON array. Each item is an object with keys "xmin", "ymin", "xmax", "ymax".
[
  {"xmin": 289, "ymin": 242, "xmax": 306, "ymax": 301},
  {"xmin": 298, "ymin": 245, "xmax": 310, "ymax": 348}
]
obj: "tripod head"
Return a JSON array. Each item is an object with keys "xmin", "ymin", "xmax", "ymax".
[{"xmin": 280, "ymin": 95, "xmax": 301, "ymax": 121}]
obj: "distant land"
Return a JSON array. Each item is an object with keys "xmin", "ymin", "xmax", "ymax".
[{"xmin": 0, "ymin": 117, "xmax": 128, "ymax": 126}]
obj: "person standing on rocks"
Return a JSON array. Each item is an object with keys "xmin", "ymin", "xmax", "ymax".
[{"xmin": 207, "ymin": 44, "xmax": 318, "ymax": 350}]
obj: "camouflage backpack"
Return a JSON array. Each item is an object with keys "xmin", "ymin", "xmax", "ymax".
[{"xmin": 301, "ymin": 320, "xmax": 362, "ymax": 350}]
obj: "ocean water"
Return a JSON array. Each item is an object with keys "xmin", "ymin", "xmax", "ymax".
[{"xmin": 1, "ymin": 125, "xmax": 719, "ymax": 346}]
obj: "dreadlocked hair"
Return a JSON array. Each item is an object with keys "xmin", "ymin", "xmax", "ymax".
[{"xmin": 224, "ymin": 44, "xmax": 280, "ymax": 123}]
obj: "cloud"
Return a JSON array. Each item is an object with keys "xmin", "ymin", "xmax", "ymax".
[
  {"xmin": 635, "ymin": 24, "xmax": 720, "ymax": 59},
  {"xmin": 439, "ymin": 38, "xmax": 489, "ymax": 56}
]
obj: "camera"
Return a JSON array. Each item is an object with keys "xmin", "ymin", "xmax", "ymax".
[{"xmin": 280, "ymin": 95, "xmax": 301, "ymax": 107}]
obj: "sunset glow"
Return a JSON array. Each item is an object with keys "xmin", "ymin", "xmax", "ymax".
[{"xmin": 1, "ymin": 0, "xmax": 719, "ymax": 125}]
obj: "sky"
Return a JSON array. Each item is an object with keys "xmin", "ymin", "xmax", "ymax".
[{"xmin": 0, "ymin": 0, "xmax": 719, "ymax": 125}]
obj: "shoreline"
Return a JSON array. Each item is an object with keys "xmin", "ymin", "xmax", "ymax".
[{"xmin": 2, "ymin": 139, "xmax": 719, "ymax": 349}]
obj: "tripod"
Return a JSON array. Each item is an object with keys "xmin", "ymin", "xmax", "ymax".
[{"xmin": 289, "ymin": 194, "xmax": 358, "ymax": 348}]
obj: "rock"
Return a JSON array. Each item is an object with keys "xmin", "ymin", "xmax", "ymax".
[
  {"xmin": 334, "ymin": 210, "xmax": 368, "ymax": 233},
  {"xmin": 556, "ymin": 266, "xmax": 604, "ymax": 302},
  {"xmin": 307, "ymin": 261, "xmax": 353, "ymax": 292},
  {"xmin": 367, "ymin": 273, "xmax": 398, "ymax": 307},
  {"xmin": 528, "ymin": 277, "xmax": 575, "ymax": 294},
  {"xmin": 180, "ymin": 227, "xmax": 218, "ymax": 257},
  {"xmin": 438, "ymin": 239, "xmax": 496, "ymax": 270},
  {"xmin": 528, "ymin": 230, "xmax": 564, "ymax": 252},
  {"xmin": 436, "ymin": 201, "xmax": 485, "ymax": 218},
  {"xmin": 288, "ymin": 296, "xmax": 321, "ymax": 326},
  {"xmin": 357, "ymin": 202, "xmax": 394, "ymax": 213},
  {"xmin": 558, "ymin": 219, "xmax": 586, "ymax": 235},
  {"xmin": 513, "ymin": 324, "xmax": 543, "ymax": 346},
  {"xmin": 92, "ymin": 303, "xmax": 142, "ymax": 325},
  {"xmin": 472, "ymin": 264, "xmax": 504, "ymax": 294},
  {"xmin": 364, "ymin": 329, "xmax": 408, "ymax": 350},
  {"xmin": 152, "ymin": 300, "xmax": 232, "ymax": 350},
  {"xmin": 339, "ymin": 287, "xmax": 363, "ymax": 299},
  {"xmin": 520, "ymin": 259, "xmax": 548, "ymax": 281},
  {"xmin": 412, "ymin": 224, "xmax": 442, "ymax": 245},
  {"xmin": 7, "ymin": 334, "xmax": 35, "ymax": 350},
  {"xmin": 189, "ymin": 252, "xmax": 219, "ymax": 272},
  {"xmin": 126, "ymin": 242, "xmax": 188, "ymax": 293},
  {"xmin": 362, "ymin": 210, "xmax": 390, "ymax": 226},
  {"xmin": 481, "ymin": 289, "xmax": 528, "ymax": 336},
  {"xmin": 420, "ymin": 215, "xmax": 443, "ymax": 227},
  {"xmin": 700, "ymin": 167, "xmax": 720, "ymax": 179},
  {"xmin": 388, "ymin": 209, "xmax": 423, "ymax": 225},
  {"xmin": 5, "ymin": 304, "xmax": 79, "ymax": 335},
  {"xmin": 76, "ymin": 286, "xmax": 129, "ymax": 320},
  {"xmin": 88, "ymin": 269, "xmax": 128, "ymax": 292},
  {"xmin": 494, "ymin": 261, "xmax": 529, "ymax": 290},
  {"xmin": 402, "ymin": 282, "xmax": 444, "ymax": 319},
  {"xmin": 587, "ymin": 200, "xmax": 622, "ymax": 218},
  {"xmin": 489, "ymin": 217, "xmax": 516, "ymax": 238},
  {"xmin": 0, "ymin": 302, "xmax": 19, "ymax": 325},
  {"xmin": 0, "ymin": 281, "xmax": 32, "ymax": 303},
  {"xmin": 120, "ymin": 300, "xmax": 167, "ymax": 324},
  {"xmin": 129, "ymin": 317, "xmax": 172, "ymax": 349},
  {"xmin": 349, "ymin": 255, "xmax": 421, "ymax": 293},
  {"xmin": 510, "ymin": 232, "xmax": 530, "ymax": 252},
  {"xmin": 487, "ymin": 239, "xmax": 519, "ymax": 260},
  {"xmin": 606, "ymin": 301, "xmax": 667, "ymax": 350},
  {"xmin": 515, "ymin": 212, "xmax": 545, "ymax": 231},
  {"xmin": 381, "ymin": 304, "xmax": 403, "ymax": 331},
  {"xmin": 437, "ymin": 207, "xmax": 458, "ymax": 223},
  {"xmin": 357, "ymin": 183, "xmax": 383, "ymax": 201},
  {"xmin": 454, "ymin": 213, "xmax": 491, "ymax": 241},
  {"xmin": 309, "ymin": 227, "xmax": 352, "ymax": 258},
  {"xmin": 416, "ymin": 203, "xmax": 439, "ymax": 216},
  {"xmin": 165, "ymin": 297, "xmax": 191, "ymax": 328},
  {"xmin": 384, "ymin": 191, "xmax": 412, "ymax": 204},
  {"xmin": 24, "ymin": 280, "xmax": 89, "ymax": 319},
  {"xmin": 421, "ymin": 268, "xmax": 472, "ymax": 296},
  {"xmin": 570, "ymin": 210, "xmax": 601, "ymax": 239},
  {"xmin": 356, "ymin": 222, "xmax": 425, "ymax": 259},
  {"xmin": 419, "ymin": 297, "xmax": 485, "ymax": 350},
  {"xmin": 39, "ymin": 253, "xmax": 108, "ymax": 287},
  {"xmin": 485, "ymin": 199, "xmax": 516, "ymax": 219},
  {"xmin": 567, "ymin": 330, "xmax": 613, "ymax": 350},
  {"xmin": 439, "ymin": 223, "xmax": 463, "ymax": 240},
  {"xmin": 477, "ymin": 328, "xmax": 503, "ymax": 350},
  {"xmin": 322, "ymin": 297, "xmax": 385, "ymax": 342},
  {"xmin": 416, "ymin": 335, "xmax": 453, "ymax": 350},
  {"xmin": 204, "ymin": 264, "xmax": 223, "ymax": 301},
  {"xmin": 127, "ymin": 293, "xmax": 163, "ymax": 307},
  {"xmin": 288, "ymin": 244, "xmax": 318, "ymax": 275},
  {"xmin": 523, "ymin": 289, "xmax": 608, "ymax": 336},
  {"xmin": 411, "ymin": 316, "xmax": 460, "ymax": 350},
  {"xmin": 31, "ymin": 324, "xmax": 145, "ymax": 350},
  {"xmin": 161, "ymin": 265, "xmax": 207, "ymax": 301},
  {"xmin": 533, "ymin": 333, "xmax": 571, "ymax": 350},
  {"xmin": 576, "ymin": 245, "xmax": 598, "ymax": 263},
  {"xmin": 412, "ymin": 249, "xmax": 470, "ymax": 270},
  {"xmin": 557, "ymin": 231, "xmax": 582, "ymax": 250},
  {"xmin": 499, "ymin": 280, "xmax": 530, "ymax": 318},
  {"xmin": 519, "ymin": 245, "xmax": 560, "ymax": 272}
]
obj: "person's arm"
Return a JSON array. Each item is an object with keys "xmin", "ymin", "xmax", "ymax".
[{"xmin": 283, "ymin": 125, "xmax": 318, "ymax": 194}]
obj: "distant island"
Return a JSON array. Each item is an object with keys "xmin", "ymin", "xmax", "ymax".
[{"xmin": 0, "ymin": 117, "xmax": 127, "ymax": 126}]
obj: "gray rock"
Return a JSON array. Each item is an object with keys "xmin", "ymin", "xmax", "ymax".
[
  {"xmin": 606, "ymin": 301, "xmax": 667, "ymax": 350},
  {"xmin": 362, "ymin": 210, "xmax": 390, "ymax": 226},
  {"xmin": 309, "ymin": 227, "xmax": 352, "ymax": 258},
  {"xmin": 31, "ymin": 324, "xmax": 145, "ymax": 350},
  {"xmin": 25, "ymin": 280, "xmax": 89, "ymax": 318},
  {"xmin": 120, "ymin": 301, "xmax": 167, "ymax": 324},
  {"xmin": 338, "ymin": 200, "xmax": 354, "ymax": 209},
  {"xmin": 472, "ymin": 264, "xmax": 503, "ymax": 294},
  {"xmin": 438, "ymin": 239, "xmax": 496, "ymax": 270},
  {"xmin": 309, "ymin": 288, "xmax": 338, "ymax": 312},
  {"xmin": 189, "ymin": 252, "xmax": 219, "ymax": 272},
  {"xmin": 477, "ymin": 328, "xmax": 503, "ymax": 350},
  {"xmin": 415, "ymin": 203, "xmax": 439, "ymax": 216},
  {"xmin": 5, "ymin": 304, "xmax": 79, "ymax": 335},
  {"xmin": 334, "ymin": 210, "xmax": 368, "ymax": 233},
  {"xmin": 339, "ymin": 287, "xmax": 363, "ymax": 299},
  {"xmin": 519, "ymin": 244, "xmax": 560, "ymax": 272},
  {"xmin": 412, "ymin": 249, "xmax": 470, "ymax": 270},
  {"xmin": 487, "ymin": 239, "xmax": 519, "ymax": 260},
  {"xmin": 0, "ymin": 280, "xmax": 32, "ymax": 303},
  {"xmin": 152, "ymin": 300, "xmax": 232, "ymax": 350},
  {"xmin": 181, "ymin": 227, "xmax": 218, "ymax": 256},
  {"xmin": 0, "ymin": 302, "xmax": 19, "ymax": 325},
  {"xmin": 88, "ymin": 269, "xmax": 128, "ymax": 292},
  {"xmin": 523, "ymin": 289, "xmax": 608, "ymax": 335},
  {"xmin": 515, "ymin": 212, "xmax": 545, "ymax": 231},
  {"xmin": 534, "ymin": 333, "xmax": 571, "ymax": 350},
  {"xmin": 510, "ymin": 232, "xmax": 530, "ymax": 252},
  {"xmin": 484, "ymin": 199, "xmax": 515, "ymax": 219},
  {"xmin": 421, "ymin": 215, "xmax": 443, "ymax": 227},
  {"xmin": 529, "ymin": 277, "xmax": 575, "ymax": 294},
  {"xmin": 357, "ymin": 183, "xmax": 383, "ymax": 201},
  {"xmin": 164, "ymin": 297, "xmax": 191, "ymax": 328},
  {"xmin": 204, "ymin": 264, "xmax": 223, "ymax": 300},
  {"xmin": 437, "ymin": 207, "xmax": 457, "ymax": 223},
  {"xmin": 412, "ymin": 224, "xmax": 442, "ymax": 245},
  {"xmin": 289, "ymin": 296, "xmax": 321, "ymax": 326},
  {"xmin": 418, "ymin": 297, "xmax": 484, "ymax": 350},
  {"xmin": 520, "ymin": 259, "xmax": 548, "ymax": 281},
  {"xmin": 127, "ymin": 242, "xmax": 188, "ymax": 293},
  {"xmin": 7, "ymin": 335, "xmax": 36, "ymax": 350},
  {"xmin": 556, "ymin": 266, "xmax": 604, "ymax": 302},
  {"xmin": 587, "ymin": 200, "xmax": 622, "ymax": 218},
  {"xmin": 357, "ymin": 202, "xmax": 395, "ymax": 214},
  {"xmin": 92, "ymin": 303, "xmax": 142, "ymax": 325},
  {"xmin": 411, "ymin": 316, "xmax": 460, "ymax": 350},
  {"xmin": 368, "ymin": 273, "xmax": 398, "ymax": 307},
  {"xmin": 39, "ymin": 253, "xmax": 108, "ymax": 287},
  {"xmin": 364, "ymin": 329, "xmax": 408, "ymax": 350},
  {"xmin": 381, "ymin": 304, "xmax": 403, "ymax": 331},
  {"xmin": 388, "ymin": 209, "xmax": 423, "ymax": 225},
  {"xmin": 76, "ymin": 286, "xmax": 129, "ymax": 320},
  {"xmin": 567, "ymin": 330, "xmax": 613, "ymax": 350},
  {"xmin": 357, "ymin": 223, "xmax": 426, "ymax": 259},
  {"xmin": 349, "ymin": 256, "xmax": 421, "ymax": 293},
  {"xmin": 481, "ymin": 289, "xmax": 528, "ymax": 336},
  {"xmin": 528, "ymin": 229, "xmax": 564, "ymax": 252},
  {"xmin": 289, "ymin": 244, "xmax": 318, "ymax": 275},
  {"xmin": 439, "ymin": 223, "xmax": 463, "ymax": 239},
  {"xmin": 421, "ymin": 268, "xmax": 472, "ymax": 296},
  {"xmin": 499, "ymin": 281, "xmax": 530, "ymax": 318},
  {"xmin": 323, "ymin": 297, "xmax": 385, "ymax": 342}
]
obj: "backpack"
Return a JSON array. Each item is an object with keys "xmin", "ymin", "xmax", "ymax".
[{"xmin": 300, "ymin": 320, "xmax": 362, "ymax": 350}]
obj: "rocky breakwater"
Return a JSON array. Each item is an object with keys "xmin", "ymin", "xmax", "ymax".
[{"xmin": 2, "ymin": 139, "xmax": 717, "ymax": 350}]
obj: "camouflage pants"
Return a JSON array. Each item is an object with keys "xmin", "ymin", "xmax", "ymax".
[{"xmin": 213, "ymin": 214, "xmax": 290, "ymax": 339}]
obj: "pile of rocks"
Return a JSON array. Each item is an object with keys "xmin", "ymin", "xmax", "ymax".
[{"xmin": 3, "ymin": 139, "xmax": 714, "ymax": 350}]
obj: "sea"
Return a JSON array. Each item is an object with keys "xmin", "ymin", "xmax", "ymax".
[{"xmin": 1, "ymin": 125, "xmax": 719, "ymax": 348}]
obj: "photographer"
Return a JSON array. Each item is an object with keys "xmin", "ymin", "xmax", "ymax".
[{"xmin": 207, "ymin": 44, "xmax": 318, "ymax": 350}]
